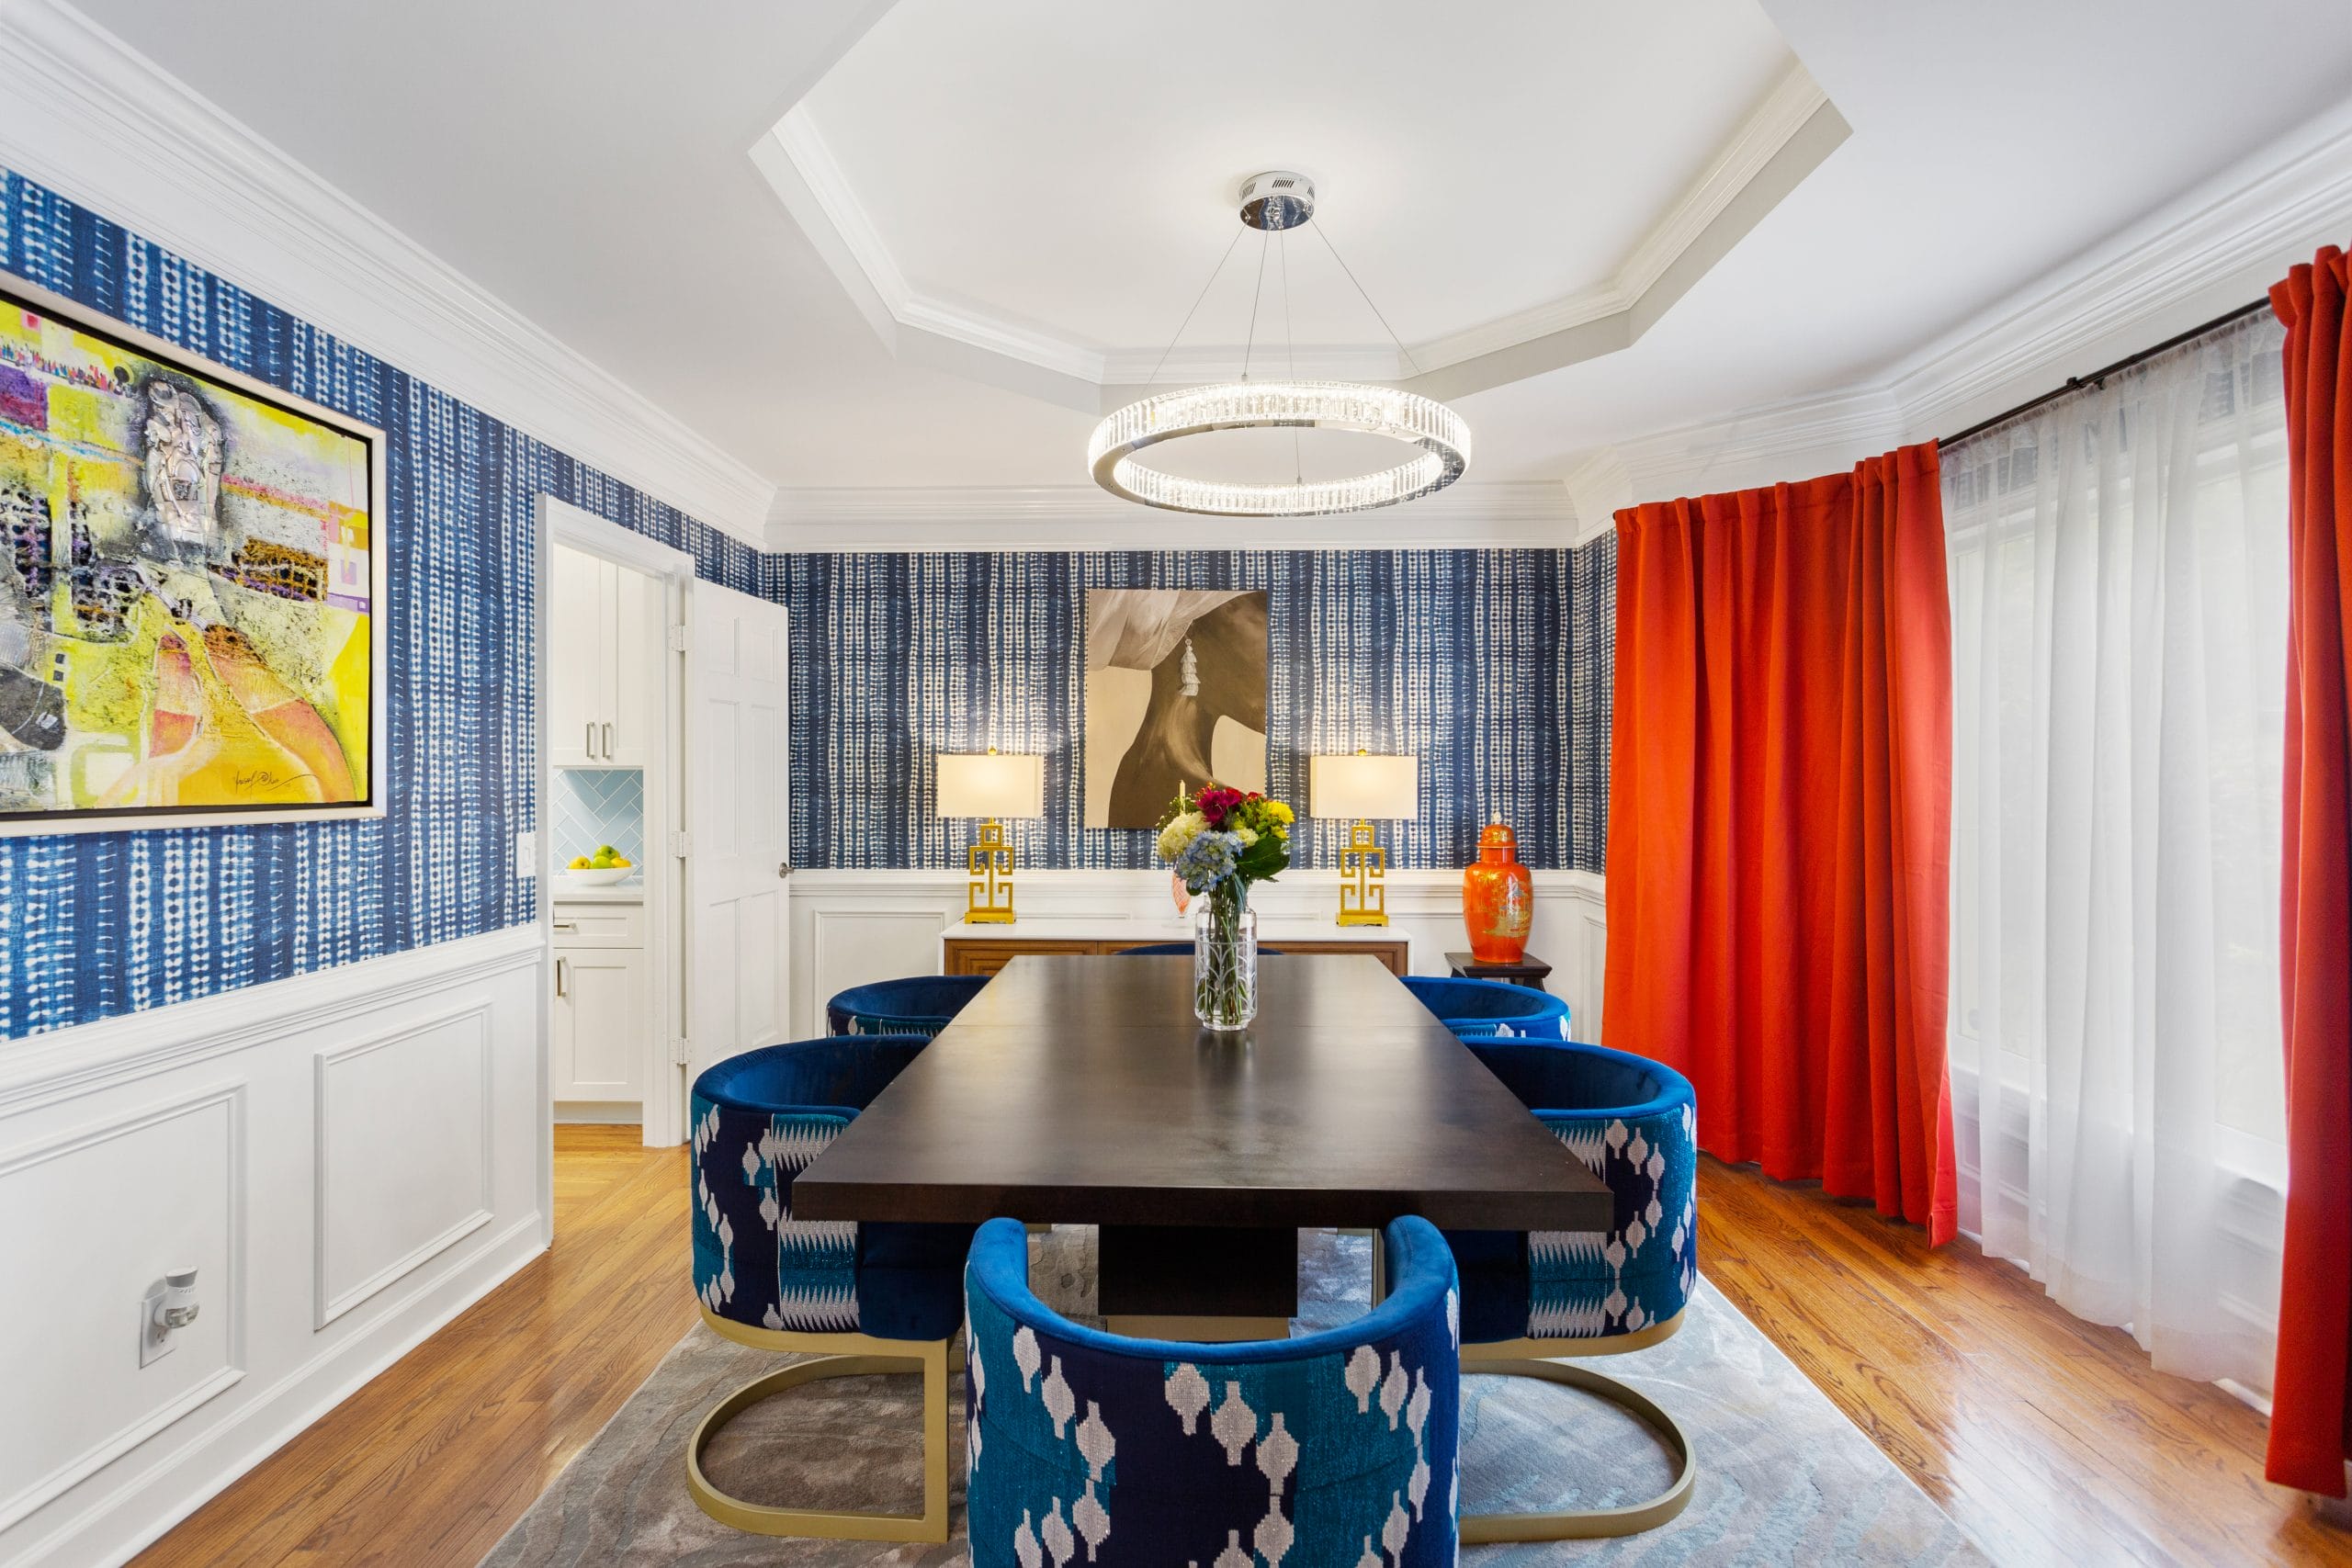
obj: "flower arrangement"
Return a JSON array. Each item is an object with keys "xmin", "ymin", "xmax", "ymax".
[
  {"xmin": 1156, "ymin": 782, "xmax": 1294, "ymax": 896},
  {"xmin": 1156, "ymin": 782, "xmax": 1294, "ymax": 1028}
]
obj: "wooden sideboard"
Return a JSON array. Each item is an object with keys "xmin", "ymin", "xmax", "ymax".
[{"xmin": 940, "ymin": 919, "xmax": 1411, "ymax": 977}]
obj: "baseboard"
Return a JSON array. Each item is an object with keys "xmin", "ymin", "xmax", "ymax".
[{"xmin": 553, "ymin": 1102, "xmax": 644, "ymax": 1126}]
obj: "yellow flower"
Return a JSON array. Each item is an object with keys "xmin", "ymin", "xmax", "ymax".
[{"xmin": 1263, "ymin": 800, "xmax": 1295, "ymax": 825}]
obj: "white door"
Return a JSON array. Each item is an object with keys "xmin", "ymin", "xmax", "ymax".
[
  {"xmin": 548, "ymin": 545, "xmax": 606, "ymax": 766},
  {"xmin": 685, "ymin": 583, "xmax": 790, "ymax": 1075}
]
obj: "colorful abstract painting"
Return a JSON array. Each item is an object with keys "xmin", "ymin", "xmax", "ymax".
[{"xmin": 0, "ymin": 280, "xmax": 380, "ymax": 830}]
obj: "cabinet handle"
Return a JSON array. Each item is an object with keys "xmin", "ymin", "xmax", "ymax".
[
  {"xmin": 553, "ymin": 920, "xmax": 579, "ymax": 932},
  {"xmin": 584, "ymin": 721, "xmax": 597, "ymax": 760},
  {"xmin": 555, "ymin": 956, "xmax": 568, "ymax": 998},
  {"xmin": 602, "ymin": 721, "xmax": 614, "ymax": 757}
]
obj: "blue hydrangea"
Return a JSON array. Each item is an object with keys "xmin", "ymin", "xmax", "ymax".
[{"xmin": 1173, "ymin": 829, "xmax": 1242, "ymax": 893}]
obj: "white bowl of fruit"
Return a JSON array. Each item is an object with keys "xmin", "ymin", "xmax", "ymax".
[{"xmin": 562, "ymin": 845, "xmax": 635, "ymax": 886}]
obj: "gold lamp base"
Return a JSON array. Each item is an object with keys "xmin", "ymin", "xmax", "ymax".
[
  {"xmin": 1336, "ymin": 818, "xmax": 1389, "ymax": 927},
  {"xmin": 965, "ymin": 818, "xmax": 1016, "ymax": 923}
]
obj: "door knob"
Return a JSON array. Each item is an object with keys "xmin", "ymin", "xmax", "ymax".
[{"xmin": 777, "ymin": 862, "xmax": 794, "ymax": 879}]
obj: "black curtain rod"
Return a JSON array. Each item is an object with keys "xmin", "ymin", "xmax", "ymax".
[{"xmin": 1937, "ymin": 297, "xmax": 2275, "ymax": 450}]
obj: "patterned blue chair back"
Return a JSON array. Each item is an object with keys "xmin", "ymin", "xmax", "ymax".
[
  {"xmin": 965, "ymin": 1216, "xmax": 1462, "ymax": 1567},
  {"xmin": 691, "ymin": 1035, "xmax": 970, "ymax": 1342},
  {"xmin": 1446, "ymin": 1040, "xmax": 1696, "ymax": 1346},
  {"xmin": 1398, "ymin": 975, "xmax": 1571, "ymax": 1041},
  {"xmin": 1113, "ymin": 942, "xmax": 1287, "ymax": 956},
  {"xmin": 825, "ymin": 974, "xmax": 991, "ymax": 1038}
]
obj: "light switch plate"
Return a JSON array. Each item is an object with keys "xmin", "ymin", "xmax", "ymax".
[
  {"xmin": 514, "ymin": 829, "xmax": 537, "ymax": 880},
  {"xmin": 138, "ymin": 1286, "xmax": 174, "ymax": 1367}
]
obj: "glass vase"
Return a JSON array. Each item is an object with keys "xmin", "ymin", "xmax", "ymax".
[{"xmin": 1193, "ymin": 882, "xmax": 1259, "ymax": 1031}]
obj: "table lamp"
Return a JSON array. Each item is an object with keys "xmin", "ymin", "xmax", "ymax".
[
  {"xmin": 937, "ymin": 749, "xmax": 1045, "ymax": 924},
  {"xmin": 1309, "ymin": 750, "xmax": 1419, "ymax": 927}
]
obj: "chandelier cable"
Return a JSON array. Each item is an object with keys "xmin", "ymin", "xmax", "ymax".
[
  {"xmin": 1143, "ymin": 227, "xmax": 1245, "ymax": 389},
  {"xmin": 1314, "ymin": 220, "xmax": 1424, "ymax": 379},
  {"xmin": 1281, "ymin": 231, "xmax": 1302, "ymax": 484},
  {"xmin": 1240, "ymin": 230, "xmax": 1270, "ymax": 381}
]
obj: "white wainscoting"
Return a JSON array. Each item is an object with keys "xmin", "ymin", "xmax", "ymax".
[
  {"xmin": 786, "ymin": 868, "xmax": 1609, "ymax": 1042},
  {"xmin": 0, "ymin": 924, "xmax": 547, "ymax": 1568}
]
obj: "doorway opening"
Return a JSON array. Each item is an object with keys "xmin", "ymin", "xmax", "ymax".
[{"xmin": 536, "ymin": 500, "xmax": 692, "ymax": 1174}]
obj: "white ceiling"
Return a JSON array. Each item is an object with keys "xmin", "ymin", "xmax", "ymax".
[
  {"xmin": 785, "ymin": 0, "xmax": 1795, "ymax": 367},
  {"xmin": 53, "ymin": 0, "xmax": 2352, "ymax": 512}
]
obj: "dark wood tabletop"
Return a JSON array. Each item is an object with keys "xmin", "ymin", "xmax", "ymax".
[{"xmin": 793, "ymin": 953, "xmax": 1610, "ymax": 1233}]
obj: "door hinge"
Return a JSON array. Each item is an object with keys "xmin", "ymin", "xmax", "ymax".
[
  {"xmin": 671, "ymin": 1036, "xmax": 693, "ymax": 1066},
  {"xmin": 668, "ymin": 624, "xmax": 688, "ymax": 652},
  {"xmin": 672, "ymin": 829, "xmax": 691, "ymax": 858}
]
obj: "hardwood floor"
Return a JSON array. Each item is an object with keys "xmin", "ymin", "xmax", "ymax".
[
  {"xmin": 131, "ymin": 1126, "xmax": 695, "ymax": 1568},
  {"xmin": 1699, "ymin": 1156, "xmax": 2352, "ymax": 1568},
  {"xmin": 133, "ymin": 1134, "xmax": 2351, "ymax": 1566}
]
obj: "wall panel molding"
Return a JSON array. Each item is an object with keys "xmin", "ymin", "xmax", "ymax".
[
  {"xmin": 0, "ymin": 930, "xmax": 544, "ymax": 1568},
  {"xmin": 311, "ymin": 1005, "xmax": 494, "ymax": 1328},
  {"xmin": 0, "ymin": 926, "xmax": 543, "ymax": 1117},
  {"xmin": 786, "ymin": 866, "xmax": 1608, "ymax": 1040},
  {"xmin": 0, "ymin": 1082, "xmax": 246, "ymax": 1536}
]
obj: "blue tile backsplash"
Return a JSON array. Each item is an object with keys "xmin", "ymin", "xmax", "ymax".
[{"xmin": 551, "ymin": 769, "xmax": 644, "ymax": 872}]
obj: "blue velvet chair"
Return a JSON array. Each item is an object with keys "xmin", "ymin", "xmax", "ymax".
[
  {"xmin": 1418, "ymin": 1039, "xmax": 1697, "ymax": 1541},
  {"xmin": 825, "ymin": 974, "xmax": 990, "ymax": 1038},
  {"xmin": 1111, "ymin": 941, "xmax": 1287, "ymax": 955},
  {"xmin": 1399, "ymin": 975, "xmax": 1571, "ymax": 1040},
  {"xmin": 688, "ymin": 1035, "xmax": 973, "ymax": 1541},
  {"xmin": 964, "ymin": 1215, "xmax": 1463, "ymax": 1566}
]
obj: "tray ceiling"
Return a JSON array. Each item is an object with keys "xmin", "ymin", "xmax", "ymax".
[{"xmin": 759, "ymin": 0, "xmax": 1848, "ymax": 411}]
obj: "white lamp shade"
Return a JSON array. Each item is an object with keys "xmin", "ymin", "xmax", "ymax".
[
  {"xmin": 936, "ymin": 751, "xmax": 1045, "ymax": 819},
  {"xmin": 1310, "ymin": 753, "xmax": 1419, "ymax": 820}
]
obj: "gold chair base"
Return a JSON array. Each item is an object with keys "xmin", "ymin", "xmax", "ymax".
[
  {"xmin": 1458, "ymin": 1355, "xmax": 1695, "ymax": 1541},
  {"xmin": 686, "ymin": 1311, "xmax": 950, "ymax": 1543}
]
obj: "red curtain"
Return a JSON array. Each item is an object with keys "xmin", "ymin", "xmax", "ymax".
[
  {"xmin": 2268, "ymin": 244, "xmax": 2352, "ymax": 1498},
  {"xmin": 1604, "ymin": 444, "xmax": 1956, "ymax": 1242}
]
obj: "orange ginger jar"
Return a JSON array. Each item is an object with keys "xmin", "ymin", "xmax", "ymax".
[{"xmin": 1463, "ymin": 821, "xmax": 1534, "ymax": 964}]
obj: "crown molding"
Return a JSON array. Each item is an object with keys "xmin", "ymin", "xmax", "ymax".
[
  {"xmin": 1413, "ymin": 62, "xmax": 1833, "ymax": 379},
  {"xmin": 1573, "ymin": 96, "xmax": 2352, "ymax": 505},
  {"xmin": 0, "ymin": 0, "xmax": 778, "ymax": 545},
  {"xmin": 1888, "ymin": 94, "xmax": 2352, "ymax": 441},
  {"xmin": 1609, "ymin": 385, "xmax": 1905, "ymax": 502},
  {"xmin": 757, "ymin": 59, "xmax": 1847, "ymax": 411},
  {"xmin": 765, "ymin": 480, "xmax": 1577, "ymax": 554}
]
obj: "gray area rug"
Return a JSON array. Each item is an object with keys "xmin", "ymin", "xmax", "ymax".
[{"xmin": 483, "ymin": 1230, "xmax": 1985, "ymax": 1566}]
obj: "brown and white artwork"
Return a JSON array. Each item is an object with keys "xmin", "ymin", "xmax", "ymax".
[{"xmin": 1084, "ymin": 588, "xmax": 1267, "ymax": 829}]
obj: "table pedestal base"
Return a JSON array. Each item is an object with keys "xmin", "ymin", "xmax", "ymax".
[{"xmin": 1099, "ymin": 1224, "xmax": 1295, "ymax": 1341}]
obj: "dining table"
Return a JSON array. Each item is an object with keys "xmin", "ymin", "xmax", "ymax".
[{"xmin": 792, "ymin": 953, "xmax": 1611, "ymax": 1337}]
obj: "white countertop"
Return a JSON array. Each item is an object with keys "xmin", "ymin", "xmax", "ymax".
[
  {"xmin": 552, "ymin": 881, "xmax": 645, "ymax": 904},
  {"xmin": 941, "ymin": 917, "xmax": 1408, "ymax": 945}
]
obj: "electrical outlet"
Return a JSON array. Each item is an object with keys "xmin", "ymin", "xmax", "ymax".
[
  {"xmin": 139, "ymin": 1283, "xmax": 175, "ymax": 1367},
  {"xmin": 514, "ymin": 829, "xmax": 537, "ymax": 879}
]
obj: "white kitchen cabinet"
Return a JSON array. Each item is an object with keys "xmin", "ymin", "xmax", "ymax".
[
  {"xmin": 552, "ymin": 898, "xmax": 648, "ymax": 1110},
  {"xmin": 548, "ymin": 543, "xmax": 652, "ymax": 767}
]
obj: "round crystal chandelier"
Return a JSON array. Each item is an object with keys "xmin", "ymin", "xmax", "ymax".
[{"xmin": 1087, "ymin": 172, "xmax": 1471, "ymax": 518}]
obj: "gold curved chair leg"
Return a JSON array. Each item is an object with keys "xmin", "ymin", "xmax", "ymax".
[
  {"xmin": 1459, "ymin": 1357, "xmax": 1695, "ymax": 1541},
  {"xmin": 685, "ymin": 1337, "xmax": 950, "ymax": 1542}
]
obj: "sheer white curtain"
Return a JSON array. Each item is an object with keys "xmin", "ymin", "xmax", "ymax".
[{"xmin": 1945, "ymin": 311, "xmax": 2290, "ymax": 1394}]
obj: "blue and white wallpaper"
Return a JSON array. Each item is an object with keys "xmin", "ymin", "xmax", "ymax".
[
  {"xmin": 773, "ymin": 545, "xmax": 1616, "ymax": 874},
  {"xmin": 0, "ymin": 168, "xmax": 757, "ymax": 1038},
  {"xmin": 0, "ymin": 164, "xmax": 1619, "ymax": 1040}
]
